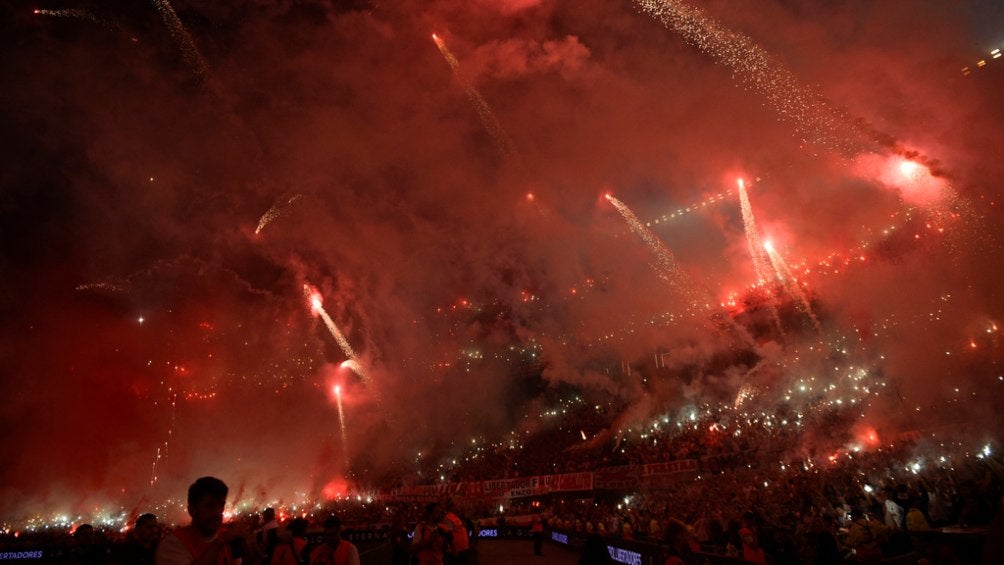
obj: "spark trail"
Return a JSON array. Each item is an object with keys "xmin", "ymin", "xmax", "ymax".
[
  {"xmin": 634, "ymin": 0, "xmax": 861, "ymax": 153},
  {"xmin": 432, "ymin": 33, "xmax": 521, "ymax": 162},
  {"xmin": 736, "ymin": 179, "xmax": 785, "ymax": 336},
  {"xmin": 255, "ymin": 194, "xmax": 303, "ymax": 235},
  {"xmin": 606, "ymin": 195, "xmax": 684, "ymax": 285},
  {"xmin": 606, "ymin": 194, "xmax": 711, "ymax": 313},
  {"xmin": 33, "ymin": 9, "xmax": 115, "ymax": 29},
  {"xmin": 765, "ymin": 242, "xmax": 821, "ymax": 332},
  {"xmin": 333, "ymin": 385, "xmax": 348, "ymax": 457},
  {"xmin": 76, "ymin": 282, "xmax": 127, "ymax": 293},
  {"xmin": 149, "ymin": 390, "xmax": 178, "ymax": 486},
  {"xmin": 305, "ymin": 285, "xmax": 361, "ymax": 364},
  {"xmin": 151, "ymin": 0, "xmax": 208, "ymax": 81},
  {"xmin": 736, "ymin": 179, "xmax": 774, "ymax": 285},
  {"xmin": 306, "ymin": 287, "xmax": 388, "ymax": 423},
  {"xmin": 599, "ymin": 194, "xmax": 767, "ymax": 354}
]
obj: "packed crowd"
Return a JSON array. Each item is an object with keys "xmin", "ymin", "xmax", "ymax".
[
  {"xmin": 2, "ymin": 399, "xmax": 1002, "ymax": 564},
  {"xmin": 529, "ymin": 447, "xmax": 1002, "ymax": 563},
  {"xmin": 409, "ymin": 400, "xmax": 869, "ymax": 485}
]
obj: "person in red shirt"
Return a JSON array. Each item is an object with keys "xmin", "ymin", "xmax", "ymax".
[
  {"xmin": 663, "ymin": 519, "xmax": 690, "ymax": 565},
  {"xmin": 530, "ymin": 514, "xmax": 544, "ymax": 557},
  {"xmin": 308, "ymin": 516, "xmax": 359, "ymax": 565},
  {"xmin": 412, "ymin": 503, "xmax": 450, "ymax": 565},
  {"xmin": 739, "ymin": 512, "xmax": 767, "ymax": 565},
  {"xmin": 269, "ymin": 519, "xmax": 309, "ymax": 565},
  {"xmin": 442, "ymin": 501, "xmax": 470, "ymax": 565}
]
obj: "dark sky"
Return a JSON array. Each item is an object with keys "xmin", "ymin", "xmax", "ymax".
[{"xmin": 1, "ymin": 0, "xmax": 1002, "ymax": 522}]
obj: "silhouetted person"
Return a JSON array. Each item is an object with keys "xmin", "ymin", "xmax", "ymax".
[
  {"xmin": 389, "ymin": 517, "xmax": 411, "ymax": 565},
  {"xmin": 115, "ymin": 513, "xmax": 160, "ymax": 565},
  {"xmin": 812, "ymin": 515, "xmax": 841, "ymax": 565},
  {"xmin": 413, "ymin": 503, "xmax": 450, "ymax": 565},
  {"xmin": 663, "ymin": 518, "xmax": 690, "ymax": 565},
  {"xmin": 530, "ymin": 513, "xmax": 544, "ymax": 557},
  {"xmin": 256, "ymin": 508, "xmax": 279, "ymax": 564},
  {"xmin": 269, "ymin": 518, "xmax": 308, "ymax": 565},
  {"xmin": 442, "ymin": 500, "xmax": 469, "ymax": 565},
  {"xmin": 69, "ymin": 524, "xmax": 110, "ymax": 565},
  {"xmin": 308, "ymin": 515, "xmax": 359, "ymax": 565},
  {"xmin": 578, "ymin": 534, "xmax": 612, "ymax": 565},
  {"xmin": 155, "ymin": 476, "xmax": 247, "ymax": 565}
]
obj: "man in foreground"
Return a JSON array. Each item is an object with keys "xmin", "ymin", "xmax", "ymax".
[
  {"xmin": 308, "ymin": 515, "xmax": 359, "ymax": 565},
  {"xmin": 155, "ymin": 476, "xmax": 247, "ymax": 565}
]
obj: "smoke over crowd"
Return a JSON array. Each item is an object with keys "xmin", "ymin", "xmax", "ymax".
[{"xmin": 1, "ymin": 0, "xmax": 1002, "ymax": 523}]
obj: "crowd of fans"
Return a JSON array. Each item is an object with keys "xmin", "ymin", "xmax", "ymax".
[
  {"xmin": 408, "ymin": 400, "xmax": 845, "ymax": 485},
  {"xmin": 2, "ymin": 400, "xmax": 1002, "ymax": 564}
]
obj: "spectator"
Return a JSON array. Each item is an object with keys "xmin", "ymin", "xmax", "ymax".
[
  {"xmin": 880, "ymin": 489, "xmax": 904, "ymax": 530},
  {"xmin": 812, "ymin": 515, "xmax": 841, "ymax": 565},
  {"xmin": 115, "ymin": 513, "xmax": 160, "ymax": 565},
  {"xmin": 739, "ymin": 511, "xmax": 767, "ymax": 565},
  {"xmin": 155, "ymin": 476, "xmax": 247, "ymax": 565},
  {"xmin": 530, "ymin": 513, "xmax": 544, "ymax": 557},
  {"xmin": 663, "ymin": 518, "xmax": 690, "ymax": 565},
  {"xmin": 442, "ymin": 501, "xmax": 470, "ymax": 565},
  {"xmin": 412, "ymin": 503, "xmax": 449, "ymax": 565},
  {"xmin": 578, "ymin": 534, "xmax": 612, "ymax": 565},
  {"xmin": 389, "ymin": 517, "xmax": 411, "ymax": 565},
  {"xmin": 69, "ymin": 524, "xmax": 110, "ymax": 565},
  {"xmin": 256, "ymin": 508, "xmax": 280, "ymax": 564},
  {"xmin": 307, "ymin": 515, "xmax": 358, "ymax": 565},
  {"xmin": 269, "ymin": 518, "xmax": 308, "ymax": 565}
]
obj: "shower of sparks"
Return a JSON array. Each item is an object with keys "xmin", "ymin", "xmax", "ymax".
[
  {"xmin": 736, "ymin": 179, "xmax": 785, "ymax": 335},
  {"xmin": 646, "ymin": 189, "xmax": 734, "ymax": 227},
  {"xmin": 151, "ymin": 0, "xmax": 209, "ymax": 81},
  {"xmin": 635, "ymin": 0, "xmax": 861, "ymax": 153},
  {"xmin": 149, "ymin": 390, "xmax": 178, "ymax": 486},
  {"xmin": 304, "ymin": 285, "xmax": 362, "ymax": 371},
  {"xmin": 736, "ymin": 179, "xmax": 774, "ymax": 285},
  {"xmin": 33, "ymin": 8, "xmax": 116, "ymax": 29},
  {"xmin": 606, "ymin": 194, "xmax": 685, "ymax": 286},
  {"xmin": 333, "ymin": 385, "xmax": 348, "ymax": 459},
  {"xmin": 432, "ymin": 33, "xmax": 521, "ymax": 163},
  {"xmin": 765, "ymin": 241, "xmax": 821, "ymax": 332},
  {"xmin": 255, "ymin": 194, "xmax": 304, "ymax": 235},
  {"xmin": 75, "ymin": 282, "xmax": 128, "ymax": 293}
]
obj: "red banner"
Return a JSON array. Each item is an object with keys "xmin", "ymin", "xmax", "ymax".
[
  {"xmin": 593, "ymin": 465, "xmax": 639, "ymax": 490},
  {"xmin": 639, "ymin": 459, "xmax": 698, "ymax": 489}
]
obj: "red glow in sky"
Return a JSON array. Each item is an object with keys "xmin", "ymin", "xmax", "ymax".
[
  {"xmin": 322, "ymin": 477, "xmax": 349, "ymax": 500},
  {"xmin": 5, "ymin": 0, "xmax": 1003, "ymax": 524}
]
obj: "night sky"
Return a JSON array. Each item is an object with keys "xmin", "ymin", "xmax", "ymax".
[{"xmin": 1, "ymin": 0, "xmax": 1002, "ymax": 523}]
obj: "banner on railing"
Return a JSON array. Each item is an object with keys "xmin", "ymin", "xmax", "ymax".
[
  {"xmin": 639, "ymin": 459, "xmax": 698, "ymax": 489},
  {"xmin": 593, "ymin": 465, "xmax": 639, "ymax": 490},
  {"xmin": 482, "ymin": 471, "xmax": 593, "ymax": 498},
  {"xmin": 387, "ymin": 462, "xmax": 699, "ymax": 502},
  {"xmin": 389, "ymin": 482, "xmax": 461, "ymax": 501}
]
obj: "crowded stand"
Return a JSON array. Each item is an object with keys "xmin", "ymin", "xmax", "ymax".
[{"xmin": 2, "ymin": 394, "xmax": 1001, "ymax": 564}]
